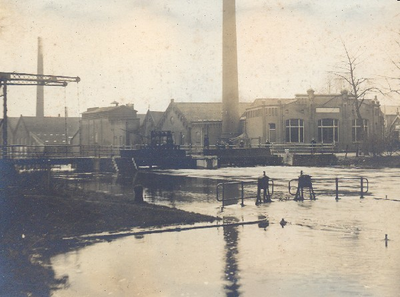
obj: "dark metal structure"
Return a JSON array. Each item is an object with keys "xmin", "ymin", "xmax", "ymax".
[
  {"xmin": 256, "ymin": 171, "xmax": 274, "ymax": 204},
  {"xmin": 0, "ymin": 72, "xmax": 80, "ymax": 158}
]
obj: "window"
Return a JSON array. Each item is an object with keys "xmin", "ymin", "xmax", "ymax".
[
  {"xmin": 285, "ymin": 119, "xmax": 304, "ymax": 142},
  {"xmin": 318, "ymin": 119, "xmax": 339, "ymax": 143},
  {"xmin": 269, "ymin": 123, "xmax": 276, "ymax": 130},
  {"xmin": 269, "ymin": 123, "xmax": 276, "ymax": 142},
  {"xmin": 352, "ymin": 119, "xmax": 368, "ymax": 142}
]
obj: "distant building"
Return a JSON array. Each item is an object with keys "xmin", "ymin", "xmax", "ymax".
[
  {"xmin": 155, "ymin": 99, "xmax": 251, "ymax": 146},
  {"xmin": 244, "ymin": 89, "xmax": 384, "ymax": 151},
  {"xmin": 0, "ymin": 115, "xmax": 80, "ymax": 146},
  {"xmin": 382, "ymin": 105, "xmax": 400, "ymax": 141},
  {"xmin": 80, "ymin": 103, "xmax": 140, "ymax": 146}
]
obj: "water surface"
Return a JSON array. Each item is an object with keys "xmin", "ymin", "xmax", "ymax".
[{"xmin": 50, "ymin": 166, "xmax": 400, "ymax": 296}]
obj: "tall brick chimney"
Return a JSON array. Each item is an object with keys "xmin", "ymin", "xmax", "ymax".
[
  {"xmin": 36, "ymin": 37, "xmax": 44, "ymax": 118},
  {"xmin": 221, "ymin": 0, "xmax": 240, "ymax": 139}
]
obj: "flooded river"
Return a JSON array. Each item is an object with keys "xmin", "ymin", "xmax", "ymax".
[{"xmin": 48, "ymin": 166, "xmax": 400, "ymax": 297}]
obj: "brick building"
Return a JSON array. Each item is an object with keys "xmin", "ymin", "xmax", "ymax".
[
  {"xmin": 80, "ymin": 103, "xmax": 140, "ymax": 146},
  {"xmin": 155, "ymin": 99, "xmax": 251, "ymax": 146},
  {"xmin": 244, "ymin": 89, "xmax": 384, "ymax": 151}
]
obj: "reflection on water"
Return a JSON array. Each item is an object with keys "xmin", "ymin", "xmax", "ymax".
[{"xmin": 223, "ymin": 217, "xmax": 241, "ymax": 296}]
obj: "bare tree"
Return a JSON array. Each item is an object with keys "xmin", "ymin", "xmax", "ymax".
[
  {"xmin": 385, "ymin": 33, "xmax": 400, "ymax": 95},
  {"xmin": 334, "ymin": 43, "xmax": 378, "ymax": 122},
  {"xmin": 333, "ymin": 43, "xmax": 381, "ymax": 154}
]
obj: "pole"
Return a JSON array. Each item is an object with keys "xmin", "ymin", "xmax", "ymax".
[
  {"xmin": 2, "ymin": 82, "xmax": 7, "ymax": 159},
  {"xmin": 222, "ymin": 183, "xmax": 225, "ymax": 207},
  {"xmin": 360, "ymin": 177, "xmax": 364, "ymax": 199},
  {"xmin": 241, "ymin": 181, "xmax": 244, "ymax": 207},
  {"xmin": 335, "ymin": 177, "xmax": 339, "ymax": 200}
]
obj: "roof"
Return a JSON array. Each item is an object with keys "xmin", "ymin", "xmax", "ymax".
[
  {"xmin": 173, "ymin": 102, "xmax": 251, "ymax": 122},
  {"xmin": 82, "ymin": 106, "xmax": 120, "ymax": 114},
  {"xmin": 2, "ymin": 117, "xmax": 20, "ymax": 134},
  {"xmin": 136, "ymin": 113, "xmax": 146, "ymax": 125},
  {"xmin": 82, "ymin": 104, "xmax": 137, "ymax": 119},
  {"xmin": 18, "ymin": 116, "xmax": 80, "ymax": 144},
  {"xmin": 148, "ymin": 111, "xmax": 164, "ymax": 125},
  {"xmin": 250, "ymin": 98, "xmax": 295, "ymax": 108}
]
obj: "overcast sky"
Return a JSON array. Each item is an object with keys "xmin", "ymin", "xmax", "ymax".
[{"xmin": 1, "ymin": 0, "xmax": 399, "ymax": 117}]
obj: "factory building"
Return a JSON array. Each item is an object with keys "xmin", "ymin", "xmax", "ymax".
[
  {"xmin": 244, "ymin": 89, "xmax": 384, "ymax": 151},
  {"xmin": 80, "ymin": 103, "xmax": 140, "ymax": 147}
]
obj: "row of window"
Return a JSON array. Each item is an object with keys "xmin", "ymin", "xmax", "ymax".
[
  {"xmin": 247, "ymin": 108, "xmax": 278, "ymax": 119},
  {"xmin": 285, "ymin": 118, "xmax": 368, "ymax": 143},
  {"xmin": 37, "ymin": 133, "xmax": 66, "ymax": 136}
]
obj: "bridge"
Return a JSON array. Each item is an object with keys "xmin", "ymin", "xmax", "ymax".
[{"xmin": 0, "ymin": 142, "xmax": 337, "ymax": 173}]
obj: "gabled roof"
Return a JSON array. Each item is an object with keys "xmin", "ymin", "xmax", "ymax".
[
  {"xmin": 0, "ymin": 117, "xmax": 20, "ymax": 134},
  {"xmin": 148, "ymin": 111, "xmax": 164, "ymax": 125},
  {"xmin": 17, "ymin": 116, "xmax": 80, "ymax": 144},
  {"xmin": 174, "ymin": 102, "xmax": 222, "ymax": 122},
  {"xmin": 173, "ymin": 102, "xmax": 251, "ymax": 122}
]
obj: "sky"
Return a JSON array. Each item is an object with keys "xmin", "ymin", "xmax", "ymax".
[{"xmin": 0, "ymin": 0, "xmax": 399, "ymax": 117}]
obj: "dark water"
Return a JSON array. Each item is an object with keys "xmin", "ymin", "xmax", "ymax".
[{"xmin": 2, "ymin": 166, "xmax": 400, "ymax": 296}]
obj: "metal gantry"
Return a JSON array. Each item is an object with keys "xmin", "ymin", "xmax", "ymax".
[{"xmin": 0, "ymin": 72, "xmax": 80, "ymax": 158}]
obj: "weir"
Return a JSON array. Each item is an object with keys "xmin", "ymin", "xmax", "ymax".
[{"xmin": 216, "ymin": 171, "xmax": 369, "ymax": 207}]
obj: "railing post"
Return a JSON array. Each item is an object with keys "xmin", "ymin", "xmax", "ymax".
[
  {"xmin": 241, "ymin": 181, "xmax": 244, "ymax": 207},
  {"xmin": 360, "ymin": 177, "xmax": 364, "ymax": 199},
  {"xmin": 335, "ymin": 178, "xmax": 339, "ymax": 200},
  {"xmin": 222, "ymin": 182, "xmax": 225, "ymax": 207}
]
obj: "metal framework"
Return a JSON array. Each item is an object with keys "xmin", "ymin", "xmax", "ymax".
[{"xmin": 0, "ymin": 72, "xmax": 80, "ymax": 158}]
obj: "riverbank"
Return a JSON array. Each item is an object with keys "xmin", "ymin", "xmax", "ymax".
[
  {"xmin": 0, "ymin": 179, "xmax": 219, "ymax": 296},
  {"xmin": 2, "ymin": 186, "xmax": 218, "ymax": 242}
]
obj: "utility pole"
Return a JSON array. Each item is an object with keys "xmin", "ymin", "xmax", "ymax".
[{"xmin": 0, "ymin": 72, "xmax": 80, "ymax": 158}]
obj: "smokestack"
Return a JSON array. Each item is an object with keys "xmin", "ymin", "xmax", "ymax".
[
  {"xmin": 36, "ymin": 37, "xmax": 44, "ymax": 118},
  {"xmin": 221, "ymin": 0, "xmax": 240, "ymax": 139}
]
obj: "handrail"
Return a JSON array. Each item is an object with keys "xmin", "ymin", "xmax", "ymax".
[
  {"xmin": 217, "ymin": 176, "xmax": 369, "ymax": 206},
  {"xmin": 289, "ymin": 177, "xmax": 369, "ymax": 198}
]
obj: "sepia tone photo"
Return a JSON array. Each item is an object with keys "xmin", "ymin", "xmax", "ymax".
[{"xmin": 1, "ymin": 1, "xmax": 400, "ymax": 296}]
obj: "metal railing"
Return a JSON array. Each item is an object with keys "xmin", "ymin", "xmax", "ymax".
[
  {"xmin": 216, "ymin": 180, "xmax": 275, "ymax": 207},
  {"xmin": 1, "ymin": 142, "xmax": 337, "ymax": 159},
  {"xmin": 216, "ymin": 176, "xmax": 369, "ymax": 207},
  {"xmin": 181, "ymin": 142, "xmax": 336, "ymax": 155},
  {"xmin": 269, "ymin": 143, "xmax": 336, "ymax": 154},
  {"xmin": 0, "ymin": 144, "xmax": 130, "ymax": 159}
]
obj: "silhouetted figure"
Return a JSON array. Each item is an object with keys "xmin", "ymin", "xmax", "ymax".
[
  {"xmin": 280, "ymin": 218, "xmax": 287, "ymax": 228},
  {"xmin": 133, "ymin": 185, "xmax": 144, "ymax": 203},
  {"xmin": 311, "ymin": 138, "xmax": 316, "ymax": 154},
  {"xmin": 204, "ymin": 136, "xmax": 209, "ymax": 149}
]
